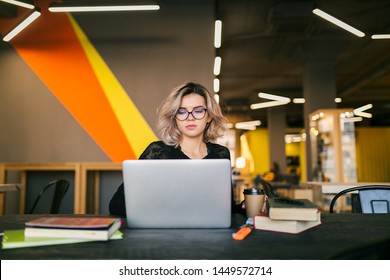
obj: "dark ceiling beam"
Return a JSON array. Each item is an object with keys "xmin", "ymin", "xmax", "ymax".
[
  {"xmin": 338, "ymin": 57, "xmax": 390, "ymax": 97},
  {"xmin": 0, "ymin": 3, "xmax": 17, "ymax": 18}
]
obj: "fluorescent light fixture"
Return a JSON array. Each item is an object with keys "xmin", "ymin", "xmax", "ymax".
[
  {"xmin": 48, "ymin": 4, "xmax": 160, "ymax": 12},
  {"xmin": 235, "ymin": 120, "xmax": 261, "ymax": 130},
  {"xmin": 353, "ymin": 103, "xmax": 373, "ymax": 118},
  {"xmin": 214, "ymin": 93, "xmax": 220, "ymax": 104},
  {"xmin": 335, "ymin": 97, "xmax": 342, "ymax": 103},
  {"xmin": 3, "ymin": 8, "xmax": 41, "ymax": 42},
  {"xmin": 285, "ymin": 134, "xmax": 304, "ymax": 143},
  {"xmin": 213, "ymin": 78, "xmax": 220, "ymax": 93},
  {"xmin": 250, "ymin": 100, "xmax": 286, "ymax": 110},
  {"xmin": 0, "ymin": 0, "xmax": 34, "ymax": 9},
  {"xmin": 313, "ymin": 8, "xmax": 365, "ymax": 38},
  {"xmin": 213, "ymin": 56, "xmax": 222, "ymax": 75},
  {"xmin": 293, "ymin": 98, "xmax": 305, "ymax": 104},
  {"xmin": 342, "ymin": 116, "xmax": 363, "ymax": 123},
  {"xmin": 214, "ymin": 20, "xmax": 222, "ymax": 48},
  {"xmin": 371, "ymin": 34, "xmax": 390, "ymax": 39},
  {"xmin": 258, "ymin": 92, "xmax": 291, "ymax": 103}
]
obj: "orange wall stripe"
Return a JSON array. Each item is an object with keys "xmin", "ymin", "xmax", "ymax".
[
  {"xmin": 9, "ymin": 7, "xmax": 135, "ymax": 161},
  {"xmin": 68, "ymin": 15, "xmax": 157, "ymax": 157}
]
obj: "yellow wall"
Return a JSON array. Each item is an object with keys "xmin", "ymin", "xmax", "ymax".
[
  {"xmin": 246, "ymin": 129, "xmax": 270, "ymax": 176},
  {"xmin": 285, "ymin": 142, "xmax": 307, "ymax": 182},
  {"xmin": 356, "ymin": 127, "xmax": 390, "ymax": 182},
  {"xmin": 246, "ymin": 127, "xmax": 390, "ymax": 184}
]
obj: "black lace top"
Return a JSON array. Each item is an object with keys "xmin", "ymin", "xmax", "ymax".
[
  {"xmin": 109, "ymin": 141, "xmax": 242, "ymax": 216},
  {"xmin": 139, "ymin": 141, "xmax": 230, "ymax": 160}
]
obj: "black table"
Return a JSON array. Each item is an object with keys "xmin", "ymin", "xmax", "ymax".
[{"xmin": 1, "ymin": 213, "xmax": 390, "ymax": 260}]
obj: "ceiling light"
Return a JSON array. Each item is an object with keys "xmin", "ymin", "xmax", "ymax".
[
  {"xmin": 214, "ymin": 20, "xmax": 222, "ymax": 48},
  {"xmin": 250, "ymin": 101, "xmax": 286, "ymax": 110},
  {"xmin": 214, "ymin": 94, "xmax": 220, "ymax": 104},
  {"xmin": 213, "ymin": 56, "xmax": 221, "ymax": 76},
  {"xmin": 293, "ymin": 98, "xmax": 305, "ymax": 104},
  {"xmin": 0, "ymin": 0, "xmax": 34, "ymax": 9},
  {"xmin": 258, "ymin": 92, "xmax": 291, "ymax": 103},
  {"xmin": 213, "ymin": 78, "xmax": 220, "ymax": 93},
  {"xmin": 48, "ymin": 4, "xmax": 160, "ymax": 12},
  {"xmin": 335, "ymin": 97, "xmax": 342, "ymax": 103},
  {"xmin": 371, "ymin": 34, "xmax": 390, "ymax": 39},
  {"xmin": 235, "ymin": 120, "xmax": 261, "ymax": 130},
  {"xmin": 342, "ymin": 116, "xmax": 363, "ymax": 123},
  {"xmin": 2, "ymin": 8, "xmax": 41, "ymax": 42},
  {"xmin": 313, "ymin": 8, "xmax": 365, "ymax": 38},
  {"xmin": 353, "ymin": 103, "xmax": 373, "ymax": 118},
  {"xmin": 285, "ymin": 134, "xmax": 304, "ymax": 143}
]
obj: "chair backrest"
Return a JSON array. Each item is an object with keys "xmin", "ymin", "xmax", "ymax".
[
  {"xmin": 329, "ymin": 185, "xmax": 390, "ymax": 214},
  {"xmin": 29, "ymin": 179, "xmax": 70, "ymax": 214}
]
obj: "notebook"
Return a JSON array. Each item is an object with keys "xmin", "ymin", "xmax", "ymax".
[{"xmin": 122, "ymin": 159, "xmax": 232, "ymax": 228}]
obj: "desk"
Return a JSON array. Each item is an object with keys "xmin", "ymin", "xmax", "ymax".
[{"xmin": 1, "ymin": 214, "xmax": 390, "ymax": 259}]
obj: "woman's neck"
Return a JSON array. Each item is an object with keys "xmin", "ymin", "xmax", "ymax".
[{"xmin": 180, "ymin": 138, "xmax": 208, "ymax": 159}]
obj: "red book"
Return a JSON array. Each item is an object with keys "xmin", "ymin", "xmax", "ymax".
[{"xmin": 25, "ymin": 217, "xmax": 121, "ymax": 241}]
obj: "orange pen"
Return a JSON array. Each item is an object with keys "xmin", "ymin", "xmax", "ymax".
[{"xmin": 232, "ymin": 224, "xmax": 252, "ymax": 240}]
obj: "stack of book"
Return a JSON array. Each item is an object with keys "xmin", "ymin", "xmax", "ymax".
[
  {"xmin": 2, "ymin": 217, "xmax": 122, "ymax": 250},
  {"xmin": 253, "ymin": 197, "xmax": 321, "ymax": 234}
]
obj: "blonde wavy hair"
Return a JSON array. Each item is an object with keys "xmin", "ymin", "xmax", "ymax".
[{"xmin": 157, "ymin": 82, "xmax": 227, "ymax": 146}]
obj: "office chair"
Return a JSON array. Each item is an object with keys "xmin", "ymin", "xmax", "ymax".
[
  {"xmin": 29, "ymin": 179, "xmax": 70, "ymax": 214},
  {"xmin": 329, "ymin": 185, "xmax": 390, "ymax": 213}
]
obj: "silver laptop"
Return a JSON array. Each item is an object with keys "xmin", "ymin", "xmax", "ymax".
[{"xmin": 122, "ymin": 159, "xmax": 231, "ymax": 228}]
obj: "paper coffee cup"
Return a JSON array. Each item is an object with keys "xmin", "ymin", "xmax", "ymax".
[{"xmin": 243, "ymin": 188, "xmax": 265, "ymax": 218}]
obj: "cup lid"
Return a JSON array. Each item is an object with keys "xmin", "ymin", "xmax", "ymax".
[{"xmin": 243, "ymin": 188, "xmax": 264, "ymax": 195}]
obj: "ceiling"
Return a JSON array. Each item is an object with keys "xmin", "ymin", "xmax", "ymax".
[
  {"xmin": 1, "ymin": 0, "xmax": 390, "ymax": 128},
  {"xmin": 216, "ymin": 0, "xmax": 390, "ymax": 128}
]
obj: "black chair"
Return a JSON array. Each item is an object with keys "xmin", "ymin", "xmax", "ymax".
[
  {"xmin": 29, "ymin": 179, "xmax": 70, "ymax": 214},
  {"xmin": 329, "ymin": 185, "xmax": 390, "ymax": 213}
]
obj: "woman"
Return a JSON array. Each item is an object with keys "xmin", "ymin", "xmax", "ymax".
[{"xmin": 109, "ymin": 81, "xmax": 242, "ymax": 216}]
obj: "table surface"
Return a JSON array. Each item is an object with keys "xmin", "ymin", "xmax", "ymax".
[{"xmin": 1, "ymin": 213, "xmax": 390, "ymax": 260}]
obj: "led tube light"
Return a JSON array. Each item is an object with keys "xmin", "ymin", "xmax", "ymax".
[
  {"xmin": 313, "ymin": 8, "xmax": 365, "ymax": 38},
  {"xmin": 214, "ymin": 56, "xmax": 221, "ymax": 75},
  {"xmin": 214, "ymin": 20, "xmax": 222, "ymax": 48},
  {"xmin": 49, "ymin": 5, "xmax": 160, "ymax": 12},
  {"xmin": 371, "ymin": 34, "xmax": 390, "ymax": 39},
  {"xmin": 3, "ymin": 9, "xmax": 41, "ymax": 42},
  {"xmin": 0, "ymin": 0, "xmax": 34, "ymax": 9},
  {"xmin": 250, "ymin": 101, "xmax": 286, "ymax": 110},
  {"xmin": 213, "ymin": 78, "xmax": 220, "ymax": 93},
  {"xmin": 258, "ymin": 92, "xmax": 290, "ymax": 103}
]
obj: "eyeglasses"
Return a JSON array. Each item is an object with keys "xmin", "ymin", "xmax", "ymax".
[{"xmin": 175, "ymin": 107, "xmax": 207, "ymax": 121}]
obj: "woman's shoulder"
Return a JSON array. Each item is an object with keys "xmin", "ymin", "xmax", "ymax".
[
  {"xmin": 206, "ymin": 142, "xmax": 230, "ymax": 160},
  {"xmin": 139, "ymin": 141, "xmax": 177, "ymax": 159}
]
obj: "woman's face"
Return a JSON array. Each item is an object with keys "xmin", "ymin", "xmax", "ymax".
[{"xmin": 175, "ymin": 93, "xmax": 211, "ymax": 141}]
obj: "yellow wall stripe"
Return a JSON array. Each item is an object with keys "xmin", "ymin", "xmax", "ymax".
[{"xmin": 68, "ymin": 15, "xmax": 157, "ymax": 157}]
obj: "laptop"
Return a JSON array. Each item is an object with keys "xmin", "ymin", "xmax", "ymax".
[{"xmin": 122, "ymin": 159, "xmax": 231, "ymax": 228}]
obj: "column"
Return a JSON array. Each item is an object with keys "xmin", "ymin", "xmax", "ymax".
[
  {"xmin": 267, "ymin": 105, "xmax": 287, "ymax": 174},
  {"xmin": 299, "ymin": 43, "xmax": 341, "ymax": 181}
]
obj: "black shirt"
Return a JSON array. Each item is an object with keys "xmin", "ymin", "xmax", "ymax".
[{"xmin": 109, "ymin": 141, "xmax": 242, "ymax": 216}]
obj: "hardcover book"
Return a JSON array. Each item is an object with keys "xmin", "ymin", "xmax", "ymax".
[
  {"xmin": 267, "ymin": 198, "xmax": 320, "ymax": 221},
  {"xmin": 24, "ymin": 217, "xmax": 122, "ymax": 241},
  {"xmin": 254, "ymin": 212, "xmax": 322, "ymax": 234},
  {"xmin": 2, "ymin": 229, "xmax": 123, "ymax": 250}
]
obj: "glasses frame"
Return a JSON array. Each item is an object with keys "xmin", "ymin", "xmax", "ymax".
[{"xmin": 175, "ymin": 107, "xmax": 208, "ymax": 121}]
